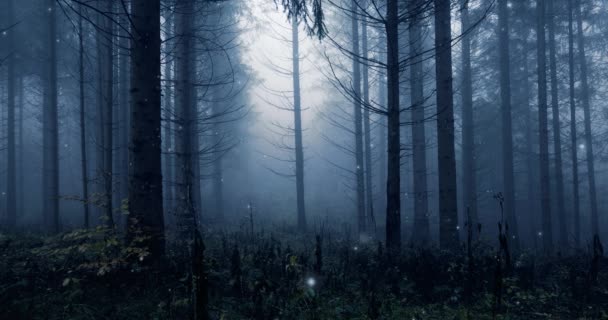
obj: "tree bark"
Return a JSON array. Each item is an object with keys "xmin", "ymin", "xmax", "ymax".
[
  {"xmin": 211, "ymin": 98, "xmax": 224, "ymax": 223},
  {"xmin": 127, "ymin": 0, "xmax": 165, "ymax": 259},
  {"xmin": 410, "ymin": 0, "xmax": 429, "ymax": 244},
  {"xmin": 174, "ymin": 0, "xmax": 197, "ymax": 239},
  {"xmin": 292, "ymin": 12, "xmax": 307, "ymax": 232},
  {"xmin": 118, "ymin": 0, "xmax": 130, "ymax": 223},
  {"xmin": 18, "ymin": 76, "xmax": 24, "ymax": 222},
  {"xmin": 536, "ymin": 0, "xmax": 553, "ymax": 254},
  {"xmin": 498, "ymin": 0, "xmax": 519, "ymax": 248},
  {"xmin": 351, "ymin": 0, "xmax": 366, "ymax": 238},
  {"xmin": 460, "ymin": 0, "xmax": 478, "ymax": 241},
  {"xmin": 377, "ymin": 33, "xmax": 387, "ymax": 230},
  {"xmin": 78, "ymin": 4, "xmax": 90, "ymax": 228},
  {"xmin": 163, "ymin": 11, "xmax": 175, "ymax": 226},
  {"xmin": 575, "ymin": 0, "xmax": 599, "ymax": 238},
  {"xmin": 43, "ymin": 0, "xmax": 60, "ymax": 233},
  {"xmin": 434, "ymin": 0, "xmax": 459, "ymax": 250},
  {"xmin": 102, "ymin": 0, "xmax": 114, "ymax": 228},
  {"xmin": 547, "ymin": 0, "xmax": 567, "ymax": 249},
  {"xmin": 568, "ymin": 0, "xmax": 581, "ymax": 249},
  {"xmin": 6, "ymin": 0, "xmax": 16, "ymax": 228},
  {"xmin": 362, "ymin": 5, "xmax": 375, "ymax": 236},
  {"xmin": 385, "ymin": 0, "xmax": 401, "ymax": 250}
]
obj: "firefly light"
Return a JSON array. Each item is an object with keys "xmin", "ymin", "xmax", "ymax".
[{"xmin": 306, "ymin": 277, "xmax": 316, "ymax": 287}]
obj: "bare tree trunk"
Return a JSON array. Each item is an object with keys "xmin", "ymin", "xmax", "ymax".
[
  {"xmin": 377, "ymin": 33, "xmax": 387, "ymax": 228},
  {"xmin": 118, "ymin": 0, "xmax": 130, "ymax": 223},
  {"xmin": 547, "ymin": 0, "xmax": 567, "ymax": 249},
  {"xmin": 101, "ymin": 0, "xmax": 114, "ymax": 229},
  {"xmin": 518, "ymin": 13, "xmax": 537, "ymax": 246},
  {"xmin": 575, "ymin": 0, "xmax": 599, "ymax": 238},
  {"xmin": 460, "ymin": 0, "xmax": 478, "ymax": 240},
  {"xmin": 434, "ymin": 0, "xmax": 459, "ymax": 250},
  {"xmin": 78, "ymin": 4, "xmax": 90, "ymax": 228},
  {"xmin": 94, "ymin": 1, "xmax": 114, "ymax": 228},
  {"xmin": 362, "ymin": 6, "xmax": 374, "ymax": 236},
  {"xmin": 6, "ymin": 0, "xmax": 16, "ymax": 228},
  {"xmin": 385, "ymin": 0, "xmax": 401, "ymax": 250},
  {"xmin": 292, "ymin": 12, "xmax": 307, "ymax": 232},
  {"xmin": 498, "ymin": 0, "xmax": 519, "ymax": 248},
  {"xmin": 127, "ymin": 0, "xmax": 165, "ymax": 259},
  {"xmin": 174, "ymin": 0, "xmax": 197, "ymax": 239},
  {"xmin": 163, "ymin": 12, "xmax": 175, "ymax": 225},
  {"xmin": 568, "ymin": 0, "xmax": 581, "ymax": 249},
  {"xmin": 44, "ymin": 0, "xmax": 60, "ymax": 233},
  {"xmin": 192, "ymin": 108, "xmax": 202, "ymax": 223},
  {"xmin": 351, "ymin": 0, "xmax": 366, "ymax": 238},
  {"xmin": 410, "ymin": 0, "xmax": 429, "ymax": 244},
  {"xmin": 536, "ymin": 0, "xmax": 553, "ymax": 254},
  {"xmin": 211, "ymin": 99, "xmax": 224, "ymax": 223},
  {"xmin": 18, "ymin": 76, "xmax": 24, "ymax": 221}
]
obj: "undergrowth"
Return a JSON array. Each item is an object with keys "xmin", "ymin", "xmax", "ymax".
[{"xmin": 0, "ymin": 227, "xmax": 607, "ymax": 319}]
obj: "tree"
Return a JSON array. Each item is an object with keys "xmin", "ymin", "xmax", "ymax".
[
  {"xmin": 351, "ymin": 0, "xmax": 366, "ymax": 238},
  {"xmin": 536, "ymin": 0, "xmax": 553, "ymax": 254},
  {"xmin": 6, "ymin": 0, "xmax": 16, "ymax": 228},
  {"xmin": 117, "ymin": 0, "xmax": 130, "ymax": 221},
  {"xmin": 547, "ymin": 0, "xmax": 567, "ymax": 248},
  {"xmin": 127, "ymin": 0, "xmax": 165, "ymax": 260},
  {"xmin": 434, "ymin": 0, "xmax": 459, "ymax": 250},
  {"xmin": 163, "ymin": 8, "xmax": 175, "ymax": 226},
  {"xmin": 78, "ymin": 3, "xmax": 90, "ymax": 228},
  {"xmin": 575, "ymin": 0, "xmax": 599, "ymax": 238},
  {"xmin": 460, "ymin": 0, "xmax": 478, "ymax": 240},
  {"xmin": 567, "ymin": 0, "xmax": 581, "ymax": 248},
  {"xmin": 174, "ymin": 0, "xmax": 197, "ymax": 239},
  {"xmin": 292, "ymin": 8, "xmax": 307, "ymax": 232},
  {"xmin": 361, "ymin": 1, "xmax": 375, "ymax": 237},
  {"xmin": 385, "ymin": 0, "xmax": 401, "ymax": 250},
  {"xmin": 410, "ymin": 0, "xmax": 430, "ymax": 244},
  {"xmin": 498, "ymin": 0, "xmax": 518, "ymax": 247},
  {"xmin": 43, "ymin": 0, "xmax": 60, "ymax": 233},
  {"xmin": 96, "ymin": 0, "xmax": 114, "ymax": 229}
]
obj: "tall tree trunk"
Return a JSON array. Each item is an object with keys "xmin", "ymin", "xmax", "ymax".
[
  {"xmin": 536, "ymin": 0, "xmax": 553, "ymax": 254},
  {"xmin": 362, "ymin": 6, "xmax": 374, "ymax": 236},
  {"xmin": 568, "ymin": 0, "xmax": 581, "ymax": 249},
  {"xmin": 18, "ymin": 76, "xmax": 24, "ymax": 221},
  {"xmin": 460, "ymin": 0, "xmax": 478, "ymax": 240},
  {"xmin": 547, "ymin": 0, "xmax": 567, "ymax": 249},
  {"xmin": 95, "ymin": 5, "xmax": 104, "ymax": 226},
  {"xmin": 575, "ymin": 0, "xmax": 599, "ymax": 238},
  {"xmin": 163, "ymin": 11, "xmax": 175, "ymax": 225},
  {"xmin": 79, "ymin": 5, "xmax": 90, "ymax": 228},
  {"xmin": 292, "ymin": 12, "xmax": 307, "ymax": 232},
  {"xmin": 101, "ymin": 0, "xmax": 114, "ymax": 228},
  {"xmin": 498, "ymin": 0, "xmax": 519, "ymax": 248},
  {"xmin": 377, "ymin": 33, "xmax": 387, "ymax": 228},
  {"xmin": 6, "ymin": 0, "xmax": 16, "ymax": 228},
  {"xmin": 434, "ymin": 0, "xmax": 459, "ymax": 250},
  {"xmin": 174, "ymin": 0, "xmax": 197, "ymax": 239},
  {"xmin": 118, "ymin": 0, "xmax": 130, "ymax": 223},
  {"xmin": 192, "ymin": 105, "xmax": 202, "ymax": 223},
  {"xmin": 127, "ymin": 0, "xmax": 165, "ymax": 259},
  {"xmin": 44, "ymin": 0, "xmax": 60, "ymax": 233},
  {"xmin": 410, "ymin": 0, "xmax": 429, "ymax": 244},
  {"xmin": 211, "ymin": 99, "xmax": 224, "ymax": 223},
  {"xmin": 351, "ymin": 0, "xmax": 366, "ymax": 238},
  {"xmin": 518, "ymin": 13, "xmax": 537, "ymax": 246},
  {"xmin": 385, "ymin": 0, "xmax": 401, "ymax": 250}
]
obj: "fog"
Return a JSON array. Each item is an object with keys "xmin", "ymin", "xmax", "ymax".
[{"xmin": 1, "ymin": 0, "xmax": 608, "ymax": 318}]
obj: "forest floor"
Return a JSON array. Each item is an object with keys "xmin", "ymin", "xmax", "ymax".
[{"xmin": 1, "ymin": 227, "xmax": 607, "ymax": 319}]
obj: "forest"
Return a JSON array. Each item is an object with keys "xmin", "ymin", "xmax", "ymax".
[{"xmin": 1, "ymin": 0, "xmax": 608, "ymax": 319}]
